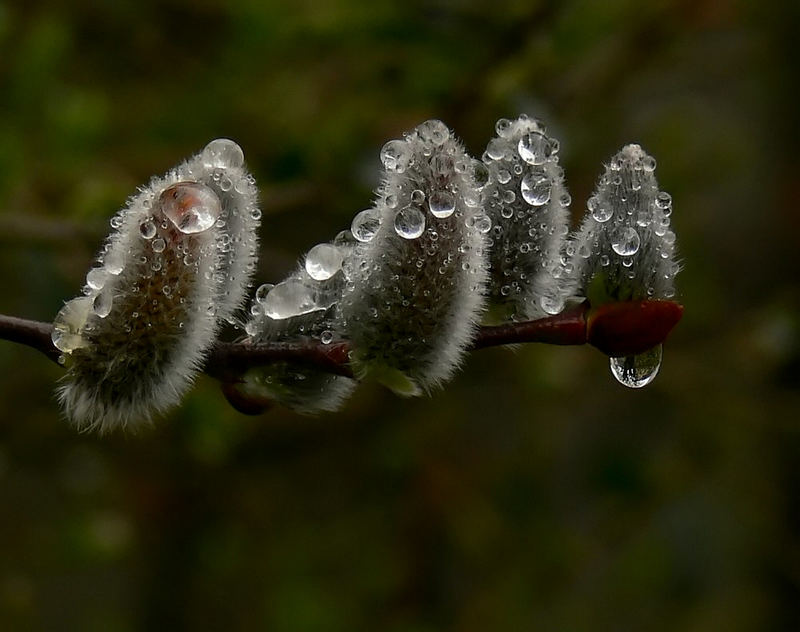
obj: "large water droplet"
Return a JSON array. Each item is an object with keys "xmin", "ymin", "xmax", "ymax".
[
  {"xmin": 610, "ymin": 345, "xmax": 662, "ymax": 388},
  {"xmin": 518, "ymin": 132, "xmax": 554, "ymax": 165},
  {"xmin": 520, "ymin": 172, "xmax": 551, "ymax": 206},
  {"xmin": 160, "ymin": 182, "xmax": 221, "ymax": 234},
  {"xmin": 416, "ymin": 119, "xmax": 449, "ymax": 145},
  {"xmin": 86, "ymin": 267, "xmax": 108, "ymax": 290},
  {"xmin": 202, "ymin": 138, "xmax": 245, "ymax": 169},
  {"xmin": 305, "ymin": 243, "xmax": 344, "ymax": 280},
  {"xmin": 394, "ymin": 206, "xmax": 425, "ymax": 239},
  {"xmin": 611, "ymin": 226, "xmax": 641, "ymax": 256},
  {"xmin": 52, "ymin": 297, "xmax": 93, "ymax": 353},
  {"xmin": 588, "ymin": 195, "xmax": 612, "ymax": 223},
  {"xmin": 380, "ymin": 140, "xmax": 411, "ymax": 173},
  {"xmin": 92, "ymin": 290, "xmax": 113, "ymax": 318},
  {"xmin": 262, "ymin": 279, "xmax": 320, "ymax": 319},
  {"xmin": 428, "ymin": 190, "xmax": 456, "ymax": 218},
  {"xmin": 351, "ymin": 208, "xmax": 381, "ymax": 242},
  {"xmin": 104, "ymin": 250, "xmax": 124, "ymax": 275}
]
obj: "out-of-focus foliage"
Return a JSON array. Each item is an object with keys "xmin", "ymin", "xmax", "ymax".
[{"xmin": 1, "ymin": 0, "xmax": 798, "ymax": 629}]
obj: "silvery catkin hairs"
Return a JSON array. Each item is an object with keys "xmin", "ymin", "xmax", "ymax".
[
  {"xmin": 481, "ymin": 115, "xmax": 572, "ymax": 322},
  {"xmin": 52, "ymin": 139, "xmax": 260, "ymax": 432},
  {"xmin": 335, "ymin": 119, "xmax": 490, "ymax": 396}
]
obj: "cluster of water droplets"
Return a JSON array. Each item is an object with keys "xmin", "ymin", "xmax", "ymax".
[
  {"xmin": 480, "ymin": 115, "xmax": 572, "ymax": 321},
  {"xmin": 561, "ymin": 143, "xmax": 678, "ymax": 389}
]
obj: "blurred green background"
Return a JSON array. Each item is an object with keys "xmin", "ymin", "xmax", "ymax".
[{"xmin": 1, "ymin": 0, "xmax": 798, "ymax": 629}]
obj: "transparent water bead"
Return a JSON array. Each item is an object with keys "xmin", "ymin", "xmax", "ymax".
[
  {"xmin": 611, "ymin": 226, "xmax": 641, "ymax": 256},
  {"xmin": 518, "ymin": 132, "xmax": 555, "ymax": 165},
  {"xmin": 104, "ymin": 250, "xmax": 125, "ymax": 275},
  {"xmin": 539, "ymin": 289, "xmax": 564, "ymax": 315},
  {"xmin": 610, "ymin": 345, "xmax": 662, "ymax": 388},
  {"xmin": 520, "ymin": 172, "xmax": 551, "ymax": 206},
  {"xmin": 92, "ymin": 290, "xmax": 113, "ymax": 318},
  {"xmin": 305, "ymin": 243, "xmax": 344, "ymax": 280},
  {"xmin": 428, "ymin": 190, "xmax": 456, "ymax": 218},
  {"xmin": 394, "ymin": 206, "xmax": 425, "ymax": 239},
  {"xmin": 255, "ymin": 283, "xmax": 274, "ymax": 304},
  {"xmin": 202, "ymin": 138, "xmax": 245, "ymax": 169},
  {"xmin": 52, "ymin": 297, "xmax": 93, "ymax": 353},
  {"xmin": 86, "ymin": 267, "xmax": 108, "ymax": 290},
  {"xmin": 139, "ymin": 219, "xmax": 157, "ymax": 239},
  {"xmin": 416, "ymin": 119, "xmax": 449, "ymax": 145},
  {"xmin": 351, "ymin": 208, "xmax": 381, "ymax": 242},
  {"xmin": 588, "ymin": 195, "xmax": 612, "ymax": 223},
  {"xmin": 160, "ymin": 182, "xmax": 221, "ymax": 234},
  {"xmin": 263, "ymin": 280, "xmax": 319, "ymax": 319},
  {"xmin": 380, "ymin": 140, "xmax": 411, "ymax": 173}
]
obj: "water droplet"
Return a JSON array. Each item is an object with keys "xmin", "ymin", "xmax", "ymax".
[
  {"xmin": 394, "ymin": 206, "xmax": 426, "ymax": 239},
  {"xmin": 495, "ymin": 118, "xmax": 512, "ymax": 137},
  {"xmin": 518, "ymin": 132, "xmax": 554, "ymax": 165},
  {"xmin": 320, "ymin": 330, "xmax": 334, "ymax": 345},
  {"xmin": 305, "ymin": 243, "xmax": 344, "ymax": 280},
  {"xmin": 160, "ymin": 182, "xmax": 221, "ymax": 234},
  {"xmin": 86, "ymin": 267, "xmax": 108, "ymax": 290},
  {"xmin": 110, "ymin": 216, "xmax": 122, "ymax": 229},
  {"xmin": 588, "ymin": 195, "xmax": 612, "ymax": 223},
  {"xmin": 472, "ymin": 161, "xmax": 490, "ymax": 188},
  {"xmin": 643, "ymin": 155, "xmax": 657, "ymax": 172},
  {"xmin": 139, "ymin": 219, "xmax": 157, "ymax": 239},
  {"xmin": 52, "ymin": 297, "xmax": 93, "ymax": 353},
  {"xmin": 152, "ymin": 238, "xmax": 166, "ymax": 253},
  {"xmin": 380, "ymin": 140, "xmax": 411, "ymax": 173},
  {"xmin": 92, "ymin": 291, "xmax": 113, "ymax": 318},
  {"xmin": 263, "ymin": 279, "xmax": 320, "ymax": 319},
  {"xmin": 610, "ymin": 345, "xmax": 662, "ymax": 388},
  {"xmin": 474, "ymin": 214, "xmax": 492, "ymax": 234},
  {"xmin": 104, "ymin": 250, "xmax": 124, "ymax": 275},
  {"xmin": 486, "ymin": 138, "xmax": 506, "ymax": 160},
  {"xmin": 520, "ymin": 172, "xmax": 551, "ymax": 206},
  {"xmin": 416, "ymin": 119, "xmax": 449, "ymax": 145},
  {"xmin": 655, "ymin": 191, "xmax": 672, "ymax": 210},
  {"xmin": 611, "ymin": 226, "xmax": 641, "ymax": 256},
  {"xmin": 496, "ymin": 169, "xmax": 512, "ymax": 184},
  {"xmin": 411, "ymin": 189, "xmax": 425, "ymax": 204},
  {"xmin": 539, "ymin": 289, "xmax": 564, "ymax": 315},
  {"xmin": 428, "ymin": 190, "xmax": 456, "ymax": 218},
  {"xmin": 202, "ymin": 138, "xmax": 244, "ymax": 169},
  {"xmin": 351, "ymin": 208, "xmax": 381, "ymax": 242},
  {"xmin": 255, "ymin": 283, "xmax": 274, "ymax": 303}
]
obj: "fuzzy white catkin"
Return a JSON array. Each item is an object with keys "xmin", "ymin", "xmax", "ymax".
[
  {"xmin": 561, "ymin": 143, "xmax": 679, "ymax": 303},
  {"xmin": 335, "ymin": 120, "xmax": 490, "ymax": 395},
  {"xmin": 238, "ymin": 234, "xmax": 357, "ymax": 413},
  {"xmin": 53, "ymin": 139, "xmax": 261, "ymax": 432},
  {"xmin": 481, "ymin": 115, "xmax": 572, "ymax": 322}
]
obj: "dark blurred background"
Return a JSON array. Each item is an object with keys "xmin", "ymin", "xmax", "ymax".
[{"xmin": 1, "ymin": 0, "xmax": 798, "ymax": 630}]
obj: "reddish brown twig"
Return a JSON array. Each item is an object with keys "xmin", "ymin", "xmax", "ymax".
[{"xmin": 0, "ymin": 300, "xmax": 683, "ymax": 379}]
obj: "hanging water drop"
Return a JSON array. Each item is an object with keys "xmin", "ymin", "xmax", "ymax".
[
  {"xmin": 52, "ymin": 297, "xmax": 94, "ymax": 353},
  {"xmin": 609, "ymin": 345, "xmax": 662, "ymax": 388}
]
